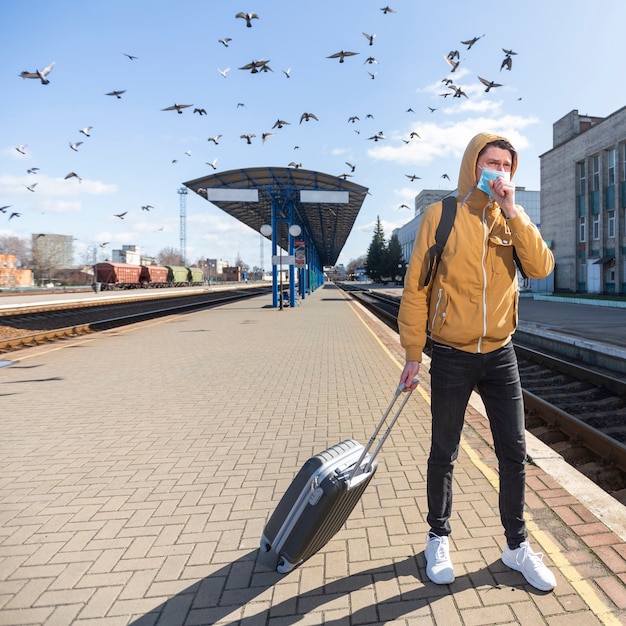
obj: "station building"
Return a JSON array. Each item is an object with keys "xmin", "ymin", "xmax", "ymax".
[{"xmin": 540, "ymin": 106, "xmax": 626, "ymax": 294}]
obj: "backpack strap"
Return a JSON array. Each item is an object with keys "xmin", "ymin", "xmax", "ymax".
[{"xmin": 421, "ymin": 195, "xmax": 456, "ymax": 287}]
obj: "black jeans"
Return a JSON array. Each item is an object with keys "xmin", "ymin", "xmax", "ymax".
[{"xmin": 427, "ymin": 341, "xmax": 527, "ymax": 548}]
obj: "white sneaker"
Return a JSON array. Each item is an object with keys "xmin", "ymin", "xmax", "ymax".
[
  {"xmin": 502, "ymin": 541, "xmax": 557, "ymax": 591},
  {"xmin": 424, "ymin": 533, "xmax": 455, "ymax": 584}
]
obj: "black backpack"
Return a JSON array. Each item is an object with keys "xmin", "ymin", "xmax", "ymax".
[{"xmin": 421, "ymin": 195, "xmax": 526, "ymax": 288}]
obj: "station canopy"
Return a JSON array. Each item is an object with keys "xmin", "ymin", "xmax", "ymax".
[{"xmin": 183, "ymin": 166, "xmax": 369, "ymax": 266}]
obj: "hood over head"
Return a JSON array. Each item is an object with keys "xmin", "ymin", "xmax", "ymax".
[{"xmin": 457, "ymin": 132, "xmax": 518, "ymax": 202}]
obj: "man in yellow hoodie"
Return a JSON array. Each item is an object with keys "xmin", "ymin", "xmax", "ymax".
[{"xmin": 398, "ymin": 132, "xmax": 556, "ymax": 591}]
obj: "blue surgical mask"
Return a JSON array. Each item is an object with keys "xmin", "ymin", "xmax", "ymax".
[{"xmin": 477, "ymin": 167, "xmax": 510, "ymax": 198}]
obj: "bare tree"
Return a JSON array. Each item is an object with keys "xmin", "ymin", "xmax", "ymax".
[
  {"xmin": 157, "ymin": 247, "xmax": 185, "ymax": 266},
  {"xmin": 0, "ymin": 235, "xmax": 31, "ymax": 267}
]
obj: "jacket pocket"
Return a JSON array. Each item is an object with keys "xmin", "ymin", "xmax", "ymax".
[{"xmin": 488, "ymin": 234, "xmax": 515, "ymax": 276}]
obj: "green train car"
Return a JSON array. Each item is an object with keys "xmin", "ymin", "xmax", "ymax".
[{"xmin": 165, "ymin": 265, "xmax": 205, "ymax": 286}]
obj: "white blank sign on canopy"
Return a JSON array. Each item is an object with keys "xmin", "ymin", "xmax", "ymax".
[
  {"xmin": 300, "ymin": 190, "xmax": 349, "ymax": 204},
  {"xmin": 205, "ymin": 188, "xmax": 259, "ymax": 202}
]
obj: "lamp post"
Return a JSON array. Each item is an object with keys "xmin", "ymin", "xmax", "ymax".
[{"xmin": 260, "ymin": 222, "xmax": 301, "ymax": 309}]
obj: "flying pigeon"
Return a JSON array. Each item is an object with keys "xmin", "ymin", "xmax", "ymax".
[
  {"xmin": 367, "ymin": 132, "xmax": 385, "ymax": 141},
  {"xmin": 0, "ymin": 205, "xmax": 10, "ymax": 213},
  {"xmin": 478, "ymin": 76, "xmax": 503, "ymax": 92},
  {"xmin": 69, "ymin": 141, "xmax": 83, "ymax": 151},
  {"xmin": 500, "ymin": 55, "xmax": 513, "ymax": 71},
  {"xmin": 106, "ymin": 90, "xmax": 126, "ymax": 98},
  {"xmin": 207, "ymin": 135, "xmax": 222, "ymax": 144},
  {"xmin": 79, "ymin": 126, "xmax": 93, "ymax": 136},
  {"xmin": 235, "ymin": 12, "xmax": 259, "ymax": 27},
  {"xmin": 15, "ymin": 145, "xmax": 27, "ymax": 154},
  {"xmin": 194, "ymin": 108, "xmax": 207, "ymax": 115},
  {"xmin": 444, "ymin": 55, "xmax": 460, "ymax": 72},
  {"xmin": 367, "ymin": 71, "xmax": 377, "ymax": 80},
  {"xmin": 123, "ymin": 53, "xmax": 138, "ymax": 60},
  {"xmin": 272, "ymin": 119, "xmax": 290, "ymax": 129},
  {"xmin": 362, "ymin": 32, "xmax": 376, "ymax": 45},
  {"xmin": 19, "ymin": 61, "xmax": 55, "ymax": 84},
  {"xmin": 441, "ymin": 173, "xmax": 450, "ymax": 180},
  {"xmin": 64, "ymin": 172, "xmax": 82, "ymax": 182},
  {"xmin": 218, "ymin": 68, "xmax": 230, "ymax": 78},
  {"xmin": 162, "ymin": 103, "xmax": 193, "ymax": 114},
  {"xmin": 364, "ymin": 56, "xmax": 379, "ymax": 65},
  {"xmin": 141, "ymin": 205, "xmax": 153, "ymax": 211},
  {"xmin": 8, "ymin": 212, "xmax": 21, "ymax": 220},
  {"xmin": 218, "ymin": 38, "xmax": 232, "ymax": 47},
  {"xmin": 345, "ymin": 162, "xmax": 356, "ymax": 172},
  {"xmin": 428, "ymin": 106, "xmax": 437, "ymax": 113},
  {"xmin": 240, "ymin": 133, "xmax": 256, "ymax": 144},
  {"xmin": 347, "ymin": 116, "xmax": 360, "ymax": 123},
  {"xmin": 300, "ymin": 112, "xmax": 318, "ymax": 123},
  {"xmin": 99, "ymin": 242, "xmax": 109, "ymax": 247},
  {"xmin": 206, "ymin": 159, "xmax": 218, "ymax": 170},
  {"xmin": 327, "ymin": 50, "xmax": 359, "ymax": 63},
  {"xmin": 461, "ymin": 35, "xmax": 484, "ymax": 49},
  {"xmin": 288, "ymin": 162, "xmax": 302, "ymax": 168},
  {"xmin": 238, "ymin": 59, "xmax": 271, "ymax": 73},
  {"xmin": 448, "ymin": 85, "xmax": 468, "ymax": 98},
  {"xmin": 114, "ymin": 212, "xmax": 128, "ymax": 219},
  {"xmin": 380, "ymin": 6, "xmax": 396, "ymax": 13},
  {"xmin": 283, "ymin": 68, "xmax": 291, "ymax": 78},
  {"xmin": 405, "ymin": 174, "xmax": 421, "ymax": 181},
  {"xmin": 25, "ymin": 183, "xmax": 38, "ymax": 192},
  {"xmin": 502, "ymin": 48, "xmax": 518, "ymax": 56},
  {"xmin": 27, "ymin": 167, "xmax": 39, "ymax": 174},
  {"xmin": 398, "ymin": 204, "xmax": 411, "ymax": 210}
]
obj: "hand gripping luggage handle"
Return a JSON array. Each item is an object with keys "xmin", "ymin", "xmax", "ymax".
[{"xmin": 348, "ymin": 381, "xmax": 416, "ymax": 483}]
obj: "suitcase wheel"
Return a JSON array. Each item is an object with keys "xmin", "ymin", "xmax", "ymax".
[
  {"xmin": 260, "ymin": 536, "xmax": 271, "ymax": 553},
  {"xmin": 277, "ymin": 557, "xmax": 298, "ymax": 574}
]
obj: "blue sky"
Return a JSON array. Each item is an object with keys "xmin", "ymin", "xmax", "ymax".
[{"xmin": 1, "ymin": 0, "xmax": 625, "ymax": 270}]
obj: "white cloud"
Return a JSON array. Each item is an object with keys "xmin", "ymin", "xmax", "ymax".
[{"xmin": 367, "ymin": 114, "xmax": 540, "ymax": 166}]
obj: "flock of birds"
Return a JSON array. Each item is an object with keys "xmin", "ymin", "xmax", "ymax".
[{"xmin": 8, "ymin": 6, "xmax": 521, "ymax": 243}]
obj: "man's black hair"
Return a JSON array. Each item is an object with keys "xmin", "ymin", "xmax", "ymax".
[{"xmin": 478, "ymin": 139, "xmax": 516, "ymax": 159}]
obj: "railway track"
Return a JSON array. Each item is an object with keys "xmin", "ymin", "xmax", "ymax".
[
  {"xmin": 0, "ymin": 286, "xmax": 271, "ymax": 353},
  {"xmin": 340, "ymin": 284, "xmax": 626, "ymax": 504}
]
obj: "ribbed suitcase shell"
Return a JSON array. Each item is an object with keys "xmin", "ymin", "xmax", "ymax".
[
  {"xmin": 260, "ymin": 384, "xmax": 413, "ymax": 573},
  {"xmin": 260, "ymin": 440, "xmax": 377, "ymax": 573}
]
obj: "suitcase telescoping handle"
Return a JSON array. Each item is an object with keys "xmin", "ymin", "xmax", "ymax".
[{"xmin": 347, "ymin": 381, "xmax": 417, "ymax": 485}]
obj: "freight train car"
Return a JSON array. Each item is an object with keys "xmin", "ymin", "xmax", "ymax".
[
  {"xmin": 139, "ymin": 265, "xmax": 168, "ymax": 287},
  {"xmin": 94, "ymin": 262, "xmax": 142, "ymax": 289},
  {"xmin": 164, "ymin": 266, "xmax": 205, "ymax": 286}
]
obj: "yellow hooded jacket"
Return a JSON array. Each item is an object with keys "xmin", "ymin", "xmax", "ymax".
[{"xmin": 398, "ymin": 132, "xmax": 554, "ymax": 362}]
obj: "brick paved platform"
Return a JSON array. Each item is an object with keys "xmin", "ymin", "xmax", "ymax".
[{"xmin": 1, "ymin": 283, "xmax": 625, "ymax": 625}]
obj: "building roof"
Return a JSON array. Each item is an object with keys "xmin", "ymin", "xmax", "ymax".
[{"xmin": 183, "ymin": 167, "xmax": 369, "ymax": 266}]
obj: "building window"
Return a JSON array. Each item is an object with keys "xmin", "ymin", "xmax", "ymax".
[
  {"xmin": 579, "ymin": 216, "xmax": 586, "ymax": 242},
  {"xmin": 579, "ymin": 260, "xmax": 586, "ymax": 283},
  {"xmin": 607, "ymin": 148, "xmax": 616, "ymax": 186},
  {"xmin": 577, "ymin": 161, "xmax": 586, "ymax": 195},
  {"xmin": 591, "ymin": 155, "xmax": 600, "ymax": 192},
  {"xmin": 607, "ymin": 210, "xmax": 616, "ymax": 238},
  {"xmin": 592, "ymin": 213, "xmax": 600, "ymax": 240}
]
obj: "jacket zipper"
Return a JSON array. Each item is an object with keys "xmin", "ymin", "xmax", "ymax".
[
  {"xmin": 431, "ymin": 287, "xmax": 443, "ymax": 329},
  {"xmin": 478, "ymin": 205, "xmax": 489, "ymax": 353}
]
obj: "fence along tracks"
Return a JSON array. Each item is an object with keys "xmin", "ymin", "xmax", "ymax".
[{"xmin": 340, "ymin": 284, "xmax": 626, "ymax": 504}]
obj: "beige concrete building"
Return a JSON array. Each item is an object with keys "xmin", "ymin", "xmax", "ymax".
[{"xmin": 540, "ymin": 107, "xmax": 626, "ymax": 294}]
